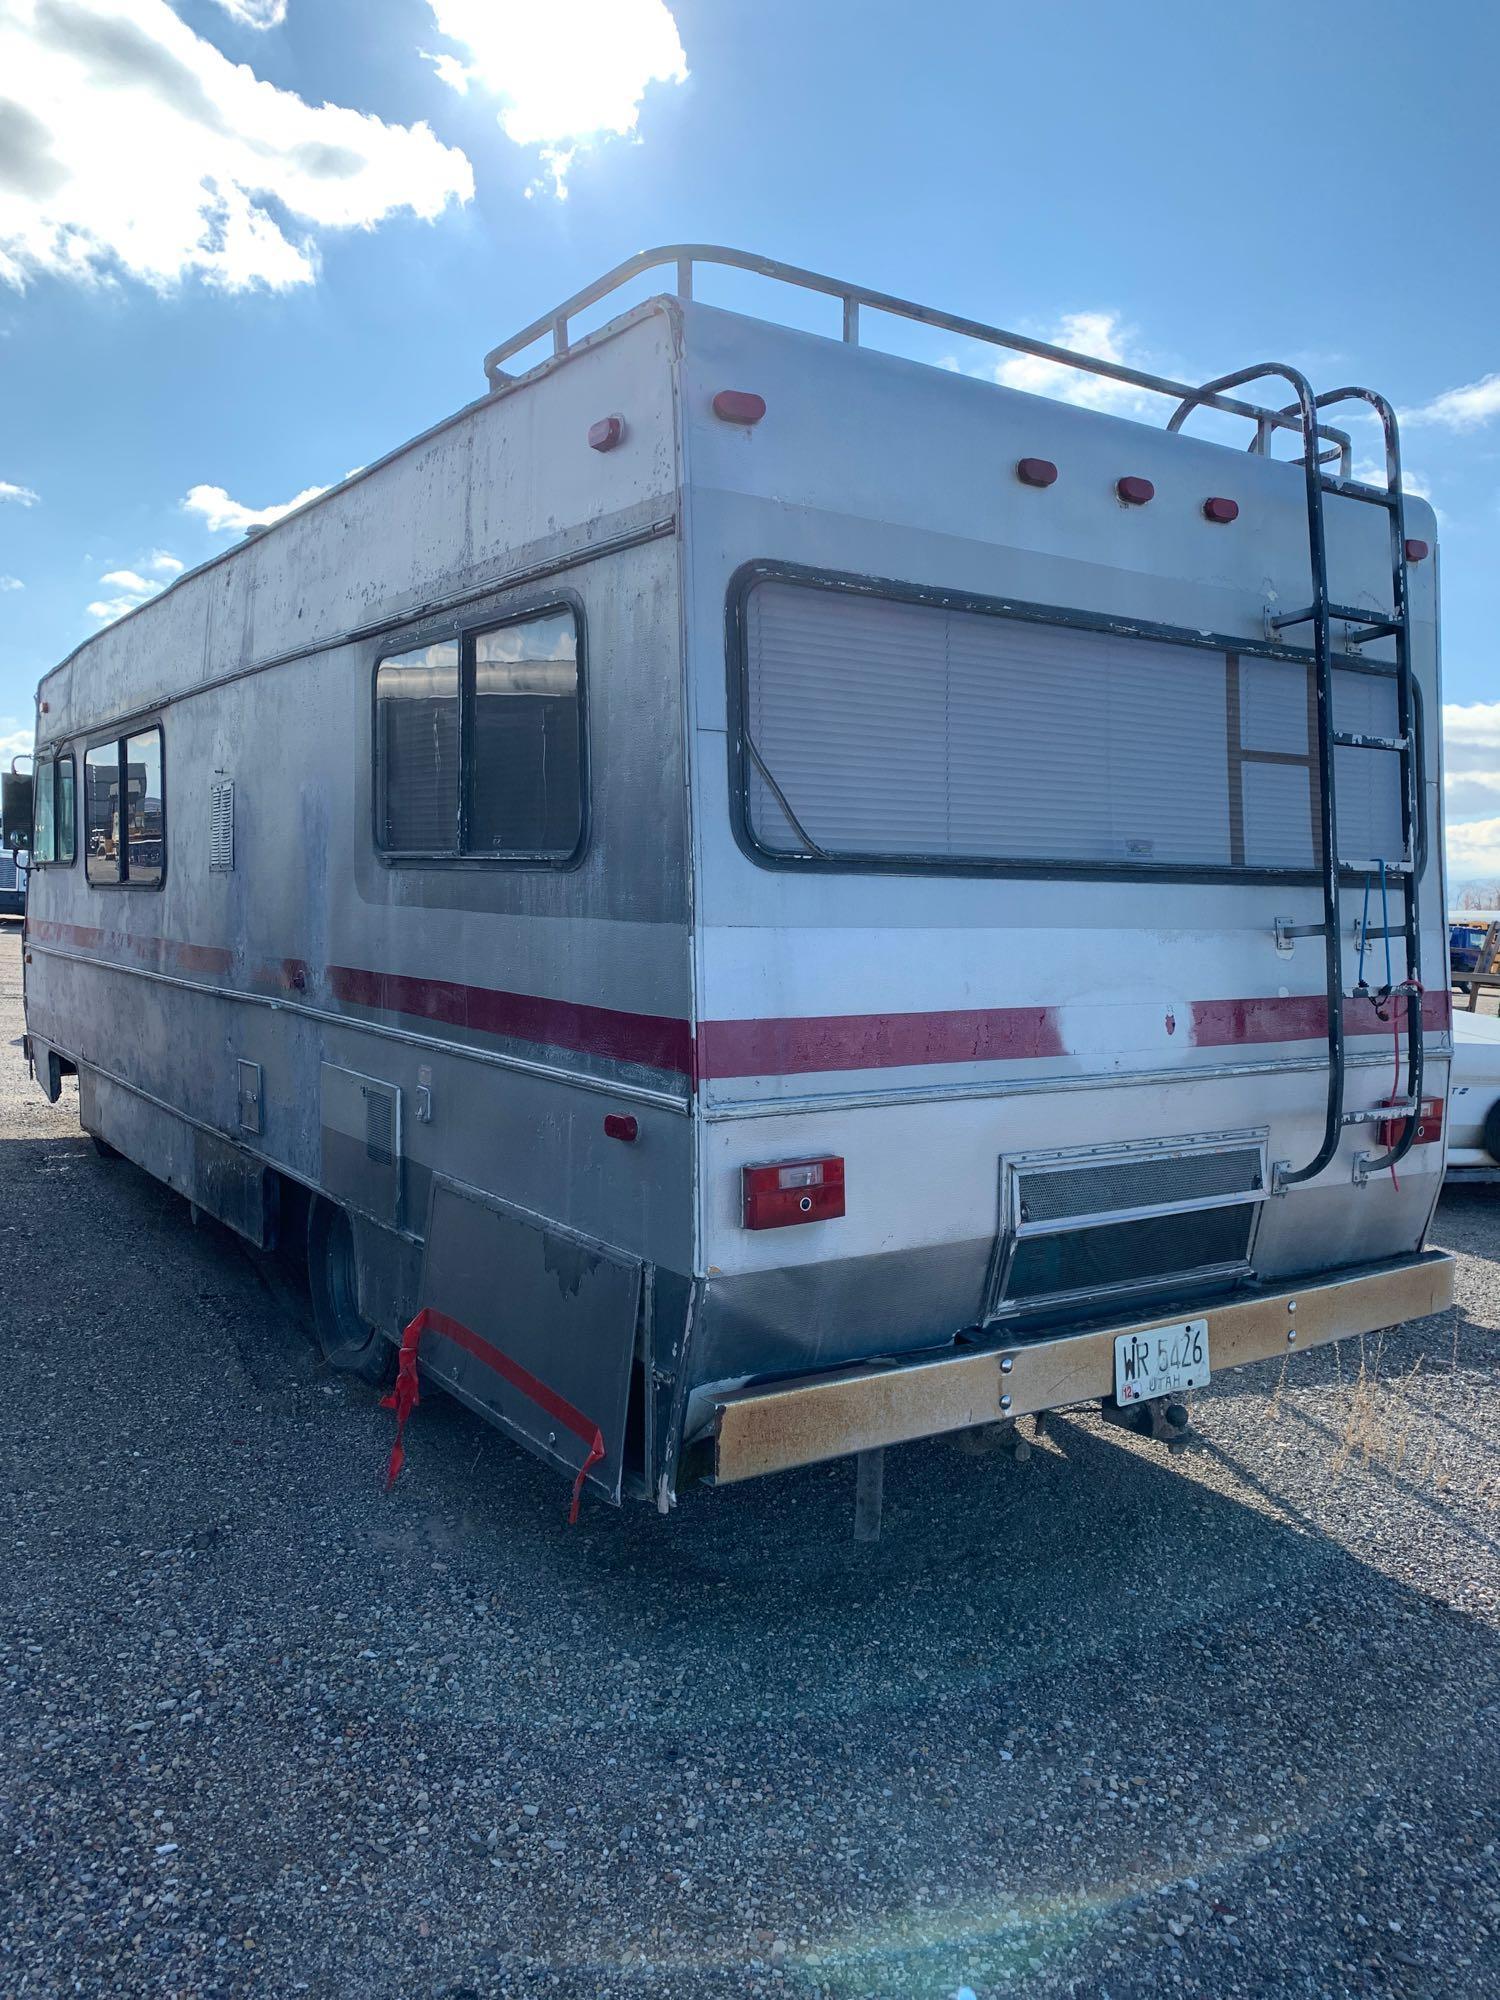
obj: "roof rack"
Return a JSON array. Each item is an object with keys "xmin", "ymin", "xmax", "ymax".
[{"xmin": 480, "ymin": 243, "xmax": 1354, "ymax": 475}]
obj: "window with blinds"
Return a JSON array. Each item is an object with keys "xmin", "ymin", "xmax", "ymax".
[
  {"xmin": 741, "ymin": 577, "xmax": 1407, "ymax": 875},
  {"xmin": 375, "ymin": 607, "xmax": 583, "ymax": 862}
]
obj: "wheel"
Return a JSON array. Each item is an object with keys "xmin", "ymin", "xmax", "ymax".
[
  {"xmin": 1483, "ymin": 1099, "xmax": 1500, "ymax": 1166},
  {"xmin": 306, "ymin": 1197, "xmax": 394, "ymax": 1385}
]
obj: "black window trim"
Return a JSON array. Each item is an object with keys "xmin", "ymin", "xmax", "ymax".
[
  {"xmin": 84, "ymin": 720, "xmax": 166, "ymax": 892},
  {"xmin": 29, "ymin": 749, "xmax": 77, "ymax": 869},
  {"xmin": 726, "ymin": 559, "xmax": 1427, "ymax": 888},
  {"xmin": 372, "ymin": 591, "xmax": 589, "ymax": 871}
]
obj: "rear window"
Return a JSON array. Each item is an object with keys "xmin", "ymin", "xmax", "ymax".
[{"xmin": 739, "ymin": 576, "xmax": 1406, "ymax": 877}]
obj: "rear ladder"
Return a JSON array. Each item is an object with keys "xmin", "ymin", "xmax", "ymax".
[{"xmin": 1167, "ymin": 372, "xmax": 1425, "ymax": 1189}]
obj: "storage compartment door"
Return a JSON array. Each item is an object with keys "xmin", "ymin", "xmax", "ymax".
[{"xmin": 415, "ymin": 1177, "xmax": 643, "ymax": 1506}]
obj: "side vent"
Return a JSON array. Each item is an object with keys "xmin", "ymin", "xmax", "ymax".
[
  {"xmin": 320, "ymin": 1064, "xmax": 402, "ymax": 1226},
  {"xmin": 210, "ymin": 780, "xmax": 234, "ymax": 873}
]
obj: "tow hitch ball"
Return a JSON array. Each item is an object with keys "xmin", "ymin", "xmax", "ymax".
[{"xmin": 1104, "ymin": 1397, "xmax": 1195, "ymax": 1454}]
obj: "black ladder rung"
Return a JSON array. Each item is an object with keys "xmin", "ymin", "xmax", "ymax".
[
  {"xmin": 1327, "ymin": 602, "xmax": 1399, "ymax": 632},
  {"xmin": 1321, "ymin": 475, "xmax": 1400, "ymax": 508},
  {"xmin": 1332, "ymin": 730, "xmax": 1411, "ymax": 753}
]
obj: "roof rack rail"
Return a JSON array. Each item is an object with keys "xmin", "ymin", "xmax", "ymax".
[{"xmin": 480, "ymin": 243, "xmax": 1353, "ymax": 473}]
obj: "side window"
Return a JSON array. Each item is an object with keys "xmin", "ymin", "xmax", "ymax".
[
  {"xmin": 125, "ymin": 730, "xmax": 164, "ymax": 887},
  {"xmin": 468, "ymin": 611, "xmax": 582, "ymax": 858},
  {"xmin": 56, "ymin": 755, "xmax": 76, "ymax": 864},
  {"xmin": 376, "ymin": 641, "xmax": 460, "ymax": 851},
  {"xmin": 375, "ymin": 607, "xmax": 583, "ymax": 863},
  {"xmin": 85, "ymin": 743, "xmax": 120, "ymax": 884},
  {"xmin": 86, "ymin": 727, "xmax": 164, "ymax": 887},
  {"xmin": 33, "ymin": 756, "xmax": 55, "ymax": 863}
]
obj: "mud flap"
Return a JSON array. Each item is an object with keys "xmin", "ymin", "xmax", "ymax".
[{"xmin": 413, "ymin": 1176, "xmax": 643, "ymax": 1507}]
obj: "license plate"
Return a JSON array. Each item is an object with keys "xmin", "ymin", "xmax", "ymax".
[{"xmin": 1113, "ymin": 1318, "xmax": 1210, "ymax": 1405}]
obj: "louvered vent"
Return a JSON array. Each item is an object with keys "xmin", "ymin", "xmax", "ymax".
[
  {"xmin": 210, "ymin": 781, "xmax": 234, "ymax": 873},
  {"xmin": 990, "ymin": 1133, "xmax": 1268, "ymax": 1321}
]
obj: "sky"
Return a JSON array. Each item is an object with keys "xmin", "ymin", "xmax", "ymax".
[{"xmin": 1, "ymin": 0, "xmax": 1497, "ymax": 882}]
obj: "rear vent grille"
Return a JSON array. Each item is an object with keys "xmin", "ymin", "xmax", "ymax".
[
  {"xmin": 1019, "ymin": 1147, "xmax": 1263, "ymax": 1227},
  {"xmin": 991, "ymin": 1132, "xmax": 1268, "ymax": 1321}
]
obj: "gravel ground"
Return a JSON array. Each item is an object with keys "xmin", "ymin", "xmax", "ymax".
[{"xmin": 1, "ymin": 923, "xmax": 1496, "ymax": 1999}]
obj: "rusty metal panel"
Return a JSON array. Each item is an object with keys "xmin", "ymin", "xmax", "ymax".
[
  {"xmin": 416, "ymin": 1176, "xmax": 643, "ymax": 1505},
  {"xmin": 710, "ymin": 1251, "xmax": 1454, "ymax": 1484}
]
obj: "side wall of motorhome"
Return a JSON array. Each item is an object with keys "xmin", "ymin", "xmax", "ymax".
[{"xmin": 24, "ymin": 305, "xmax": 698, "ymax": 1503}]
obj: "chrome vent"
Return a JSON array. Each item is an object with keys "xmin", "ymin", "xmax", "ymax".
[{"xmin": 989, "ymin": 1131, "xmax": 1268, "ymax": 1321}]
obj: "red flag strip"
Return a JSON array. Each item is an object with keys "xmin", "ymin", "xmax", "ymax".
[{"xmin": 381, "ymin": 1307, "xmax": 605, "ymax": 1524}]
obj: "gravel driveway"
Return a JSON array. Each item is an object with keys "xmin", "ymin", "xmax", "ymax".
[{"xmin": 1, "ymin": 924, "xmax": 1496, "ymax": 1998}]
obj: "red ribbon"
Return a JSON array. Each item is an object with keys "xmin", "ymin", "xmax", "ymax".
[{"xmin": 381, "ymin": 1307, "xmax": 605, "ymax": 1524}]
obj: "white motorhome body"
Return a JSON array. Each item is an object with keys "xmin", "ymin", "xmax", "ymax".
[{"xmin": 21, "ymin": 249, "xmax": 1454, "ymax": 1512}]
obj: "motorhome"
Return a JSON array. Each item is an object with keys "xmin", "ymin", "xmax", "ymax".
[{"xmin": 15, "ymin": 247, "xmax": 1454, "ymax": 1519}]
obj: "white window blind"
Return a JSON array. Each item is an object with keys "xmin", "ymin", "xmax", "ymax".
[{"xmin": 743, "ymin": 580, "xmax": 1406, "ymax": 874}]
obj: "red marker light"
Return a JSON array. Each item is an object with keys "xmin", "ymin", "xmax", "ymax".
[
  {"xmin": 742, "ymin": 1156, "xmax": 845, "ymax": 1229},
  {"xmin": 1117, "ymin": 476, "xmax": 1155, "ymax": 506},
  {"xmin": 1016, "ymin": 457, "xmax": 1058, "ymax": 488},
  {"xmin": 712, "ymin": 389, "xmax": 766, "ymax": 426},
  {"xmin": 1376, "ymin": 1096, "xmax": 1443, "ymax": 1149},
  {"xmin": 588, "ymin": 415, "xmax": 624, "ymax": 452},
  {"xmin": 1404, "ymin": 538, "xmax": 1429, "ymax": 562},
  {"xmin": 603, "ymin": 1113, "xmax": 639, "ymax": 1143},
  {"xmin": 1203, "ymin": 496, "xmax": 1239, "ymax": 524}
]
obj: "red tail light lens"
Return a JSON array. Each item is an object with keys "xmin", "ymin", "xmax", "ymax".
[
  {"xmin": 1404, "ymin": 538, "xmax": 1430, "ymax": 562},
  {"xmin": 1016, "ymin": 457, "xmax": 1058, "ymax": 487},
  {"xmin": 1377, "ymin": 1096, "xmax": 1443, "ymax": 1148},
  {"xmin": 1116, "ymin": 475, "xmax": 1155, "ymax": 506},
  {"xmin": 1203, "ymin": 496, "xmax": 1239, "ymax": 524},
  {"xmin": 742, "ymin": 1156, "xmax": 845, "ymax": 1229}
]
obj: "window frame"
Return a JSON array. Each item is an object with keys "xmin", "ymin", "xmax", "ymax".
[
  {"xmin": 726, "ymin": 560, "xmax": 1425, "ymax": 887},
  {"xmin": 29, "ymin": 750, "xmax": 77, "ymax": 868},
  {"xmin": 83, "ymin": 720, "xmax": 166, "ymax": 892},
  {"xmin": 372, "ymin": 593, "xmax": 589, "ymax": 871}
]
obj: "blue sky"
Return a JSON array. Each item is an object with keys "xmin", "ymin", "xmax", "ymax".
[{"xmin": 2, "ymin": 0, "xmax": 1497, "ymax": 878}]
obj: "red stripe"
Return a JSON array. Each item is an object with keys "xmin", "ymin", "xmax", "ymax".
[
  {"xmin": 329, "ymin": 964, "xmax": 691, "ymax": 1076},
  {"xmin": 1191, "ymin": 988, "xmax": 1450, "ymax": 1048},
  {"xmin": 27, "ymin": 919, "xmax": 1452, "ymax": 1080},
  {"xmin": 696, "ymin": 1005, "xmax": 1066, "ymax": 1079}
]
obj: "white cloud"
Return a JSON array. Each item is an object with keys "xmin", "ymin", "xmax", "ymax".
[
  {"xmin": 1449, "ymin": 815, "xmax": 1500, "ymax": 881},
  {"xmin": 1403, "ymin": 372, "xmax": 1500, "ymax": 431},
  {"xmin": 147, "ymin": 549, "xmax": 183, "ymax": 575},
  {"xmin": 207, "ymin": 0, "xmax": 287, "ymax": 26},
  {"xmin": 425, "ymin": 0, "xmax": 688, "ymax": 197},
  {"xmin": 0, "ymin": 574, "xmax": 22, "ymax": 590},
  {"xmin": 181, "ymin": 479, "xmax": 329, "ymax": 533},
  {"xmin": 947, "ymin": 310, "xmax": 1163, "ymax": 418},
  {"xmin": 1444, "ymin": 703, "xmax": 1500, "ymax": 876},
  {"xmin": 86, "ymin": 554, "xmax": 172, "ymax": 622},
  {"xmin": 0, "ymin": 0, "xmax": 473, "ymax": 293},
  {"xmin": 0, "ymin": 717, "xmax": 33, "ymax": 760},
  {"xmin": 1, "ymin": 479, "xmax": 39, "ymax": 505}
]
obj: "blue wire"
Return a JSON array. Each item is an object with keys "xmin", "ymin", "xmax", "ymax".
[
  {"xmin": 1378, "ymin": 858, "xmax": 1393, "ymax": 989},
  {"xmin": 1358, "ymin": 873, "xmax": 1372, "ymax": 988}
]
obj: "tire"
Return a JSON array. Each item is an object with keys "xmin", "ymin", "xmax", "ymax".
[
  {"xmin": 1483, "ymin": 1099, "xmax": 1500, "ymax": 1167},
  {"xmin": 306, "ymin": 1197, "xmax": 395, "ymax": 1385}
]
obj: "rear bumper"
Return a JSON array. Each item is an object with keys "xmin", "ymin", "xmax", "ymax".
[{"xmin": 708, "ymin": 1249, "xmax": 1455, "ymax": 1484}]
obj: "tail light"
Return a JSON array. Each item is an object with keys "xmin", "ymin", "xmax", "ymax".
[
  {"xmin": 742, "ymin": 1156, "xmax": 845, "ymax": 1229},
  {"xmin": 1377, "ymin": 1096, "xmax": 1443, "ymax": 1149}
]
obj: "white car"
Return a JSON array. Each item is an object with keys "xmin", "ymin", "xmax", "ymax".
[{"xmin": 1448, "ymin": 1010, "xmax": 1500, "ymax": 1181}]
